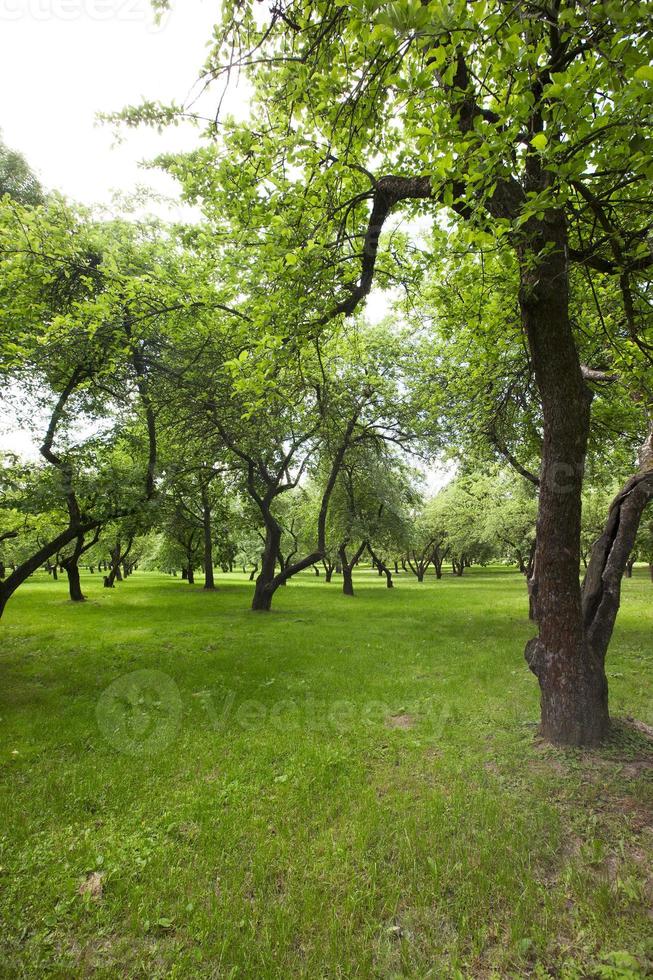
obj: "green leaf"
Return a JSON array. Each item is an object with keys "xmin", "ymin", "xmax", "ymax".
[
  {"xmin": 634, "ymin": 65, "xmax": 653, "ymax": 82},
  {"xmin": 530, "ymin": 133, "xmax": 548, "ymax": 151}
]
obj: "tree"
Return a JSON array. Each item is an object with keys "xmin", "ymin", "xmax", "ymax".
[
  {"xmin": 185, "ymin": 0, "xmax": 653, "ymax": 742},
  {"xmin": 0, "ymin": 134, "xmax": 43, "ymax": 205},
  {"xmin": 0, "ymin": 201, "xmax": 194, "ymax": 615}
]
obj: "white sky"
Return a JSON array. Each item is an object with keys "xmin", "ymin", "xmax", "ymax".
[{"xmin": 0, "ymin": 0, "xmax": 228, "ymax": 207}]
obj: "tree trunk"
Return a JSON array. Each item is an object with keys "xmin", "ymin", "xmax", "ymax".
[
  {"xmin": 252, "ymin": 522, "xmax": 281, "ymax": 611},
  {"xmin": 520, "ymin": 212, "xmax": 609, "ymax": 746},
  {"xmin": 181, "ymin": 566, "xmax": 188, "ymax": 581},
  {"xmin": 104, "ymin": 541, "xmax": 121, "ymax": 588},
  {"xmin": 65, "ymin": 559, "xmax": 84, "ymax": 601},
  {"xmin": 201, "ymin": 487, "xmax": 215, "ymax": 590},
  {"xmin": 340, "ymin": 547, "xmax": 355, "ymax": 596},
  {"xmin": 61, "ymin": 534, "xmax": 90, "ymax": 602},
  {"xmin": 276, "ymin": 548, "xmax": 287, "ymax": 586},
  {"xmin": 367, "ymin": 544, "xmax": 393, "ymax": 588},
  {"xmin": 339, "ymin": 542, "xmax": 366, "ymax": 596},
  {"xmin": 0, "ymin": 521, "xmax": 101, "ymax": 619},
  {"xmin": 581, "ymin": 428, "xmax": 653, "ymax": 664}
]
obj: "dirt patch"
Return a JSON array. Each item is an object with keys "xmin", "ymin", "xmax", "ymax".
[
  {"xmin": 528, "ymin": 751, "xmax": 568, "ymax": 776},
  {"xmin": 386, "ymin": 713, "xmax": 415, "ymax": 730},
  {"xmin": 611, "ymin": 796, "xmax": 652, "ymax": 833},
  {"xmin": 78, "ymin": 871, "xmax": 103, "ymax": 900}
]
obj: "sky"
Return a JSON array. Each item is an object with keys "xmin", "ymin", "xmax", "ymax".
[
  {"xmin": 0, "ymin": 1, "xmax": 452, "ymax": 489},
  {"xmin": 0, "ymin": 0, "xmax": 229, "ymax": 207}
]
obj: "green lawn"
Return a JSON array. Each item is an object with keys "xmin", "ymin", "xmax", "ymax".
[{"xmin": 0, "ymin": 567, "xmax": 651, "ymax": 979}]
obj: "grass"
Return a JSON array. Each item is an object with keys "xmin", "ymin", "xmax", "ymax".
[{"xmin": 0, "ymin": 566, "xmax": 651, "ymax": 979}]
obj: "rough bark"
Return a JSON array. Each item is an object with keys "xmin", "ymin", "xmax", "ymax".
[
  {"xmin": 104, "ymin": 536, "xmax": 133, "ymax": 589},
  {"xmin": 521, "ymin": 212, "xmax": 609, "ymax": 746},
  {"xmin": 338, "ymin": 541, "xmax": 366, "ymax": 597},
  {"xmin": 582, "ymin": 426, "xmax": 653, "ymax": 664},
  {"xmin": 367, "ymin": 543, "xmax": 393, "ymax": 588},
  {"xmin": 61, "ymin": 529, "xmax": 100, "ymax": 602},
  {"xmin": 252, "ymin": 520, "xmax": 281, "ymax": 611}
]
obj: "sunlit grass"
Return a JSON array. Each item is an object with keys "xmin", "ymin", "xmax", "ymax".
[{"xmin": 1, "ymin": 567, "xmax": 651, "ymax": 978}]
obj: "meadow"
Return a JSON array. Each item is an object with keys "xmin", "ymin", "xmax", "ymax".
[{"xmin": 0, "ymin": 567, "xmax": 651, "ymax": 978}]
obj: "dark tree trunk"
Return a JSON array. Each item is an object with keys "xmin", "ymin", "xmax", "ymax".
[
  {"xmin": 367, "ymin": 544, "xmax": 393, "ymax": 588},
  {"xmin": 314, "ymin": 565, "xmax": 320, "ymax": 576},
  {"xmin": 0, "ymin": 521, "xmax": 100, "ymax": 619},
  {"xmin": 252, "ymin": 522, "xmax": 281, "ymax": 611},
  {"xmin": 338, "ymin": 541, "xmax": 366, "ymax": 597},
  {"xmin": 61, "ymin": 533, "xmax": 92, "ymax": 602},
  {"xmin": 201, "ymin": 486, "xmax": 215, "ymax": 590},
  {"xmin": 276, "ymin": 548, "xmax": 287, "ymax": 586},
  {"xmin": 187, "ymin": 563, "xmax": 195, "ymax": 585},
  {"xmin": 65, "ymin": 560, "xmax": 84, "ymax": 601},
  {"xmin": 181, "ymin": 566, "xmax": 188, "ymax": 581},
  {"xmin": 394, "ymin": 560, "xmax": 399, "ymax": 574},
  {"xmin": 248, "ymin": 564, "xmax": 258, "ymax": 582},
  {"xmin": 526, "ymin": 542, "xmax": 538, "ymax": 622},
  {"xmin": 104, "ymin": 536, "xmax": 132, "ymax": 588},
  {"xmin": 342, "ymin": 565, "xmax": 354, "ymax": 595},
  {"xmin": 521, "ymin": 212, "xmax": 609, "ymax": 746},
  {"xmin": 649, "ymin": 563, "xmax": 653, "ymax": 582},
  {"xmin": 624, "ymin": 559, "xmax": 634, "ymax": 578},
  {"xmin": 581, "ymin": 430, "xmax": 653, "ymax": 665}
]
